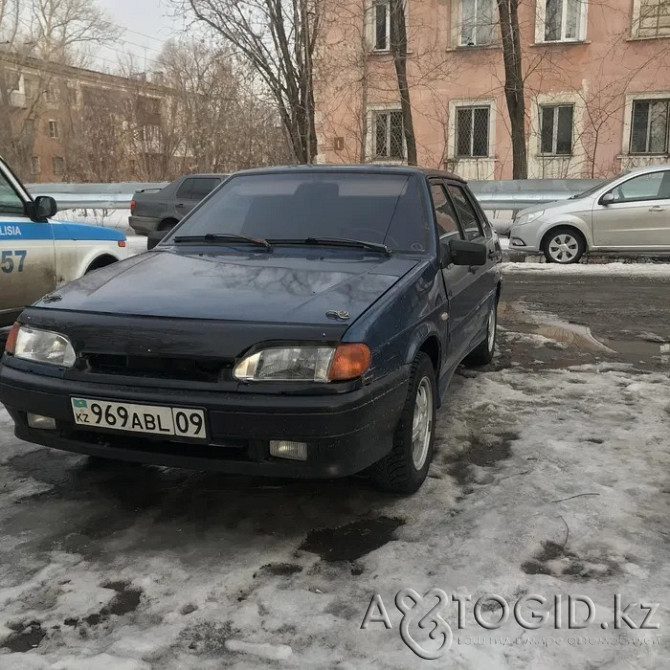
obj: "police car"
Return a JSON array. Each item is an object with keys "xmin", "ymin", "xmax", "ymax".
[{"xmin": 0, "ymin": 156, "xmax": 128, "ymax": 334}]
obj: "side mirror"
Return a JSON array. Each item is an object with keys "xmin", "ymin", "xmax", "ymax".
[
  {"xmin": 448, "ymin": 238, "xmax": 487, "ymax": 266},
  {"xmin": 600, "ymin": 192, "xmax": 615, "ymax": 206},
  {"xmin": 147, "ymin": 230, "xmax": 167, "ymax": 250},
  {"xmin": 26, "ymin": 195, "xmax": 58, "ymax": 221}
]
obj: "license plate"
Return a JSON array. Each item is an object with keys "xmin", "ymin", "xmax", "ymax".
[{"xmin": 71, "ymin": 398, "xmax": 207, "ymax": 440}]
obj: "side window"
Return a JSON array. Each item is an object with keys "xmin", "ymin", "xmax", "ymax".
[
  {"xmin": 190, "ymin": 178, "xmax": 221, "ymax": 199},
  {"xmin": 447, "ymin": 184, "xmax": 484, "ymax": 241},
  {"xmin": 0, "ymin": 171, "xmax": 25, "ymax": 216},
  {"xmin": 429, "ymin": 182, "xmax": 460, "ymax": 239},
  {"xmin": 611, "ymin": 171, "xmax": 670, "ymax": 202},
  {"xmin": 175, "ymin": 178, "xmax": 195, "ymax": 200}
]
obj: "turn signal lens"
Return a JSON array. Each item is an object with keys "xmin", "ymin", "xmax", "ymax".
[
  {"xmin": 5, "ymin": 322, "xmax": 20, "ymax": 354},
  {"xmin": 328, "ymin": 343, "xmax": 371, "ymax": 381}
]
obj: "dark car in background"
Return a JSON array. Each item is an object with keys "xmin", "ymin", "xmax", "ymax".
[
  {"xmin": 128, "ymin": 173, "xmax": 228, "ymax": 235},
  {"xmin": 1, "ymin": 166, "xmax": 501, "ymax": 493}
]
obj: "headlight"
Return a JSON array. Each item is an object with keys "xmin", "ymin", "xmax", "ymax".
[
  {"xmin": 8, "ymin": 325, "xmax": 76, "ymax": 367},
  {"xmin": 233, "ymin": 343, "xmax": 371, "ymax": 382},
  {"xmin": 515, "ymin": 210, "xmax": 545, "ymax": 226}
]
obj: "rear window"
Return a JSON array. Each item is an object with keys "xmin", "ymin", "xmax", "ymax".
[{"xmin": 169, "ymin": 172, "xmax": 430, "ymax": 252}]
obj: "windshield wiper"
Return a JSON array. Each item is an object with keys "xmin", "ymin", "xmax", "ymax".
[
  {"xmin": 173, "ymin": 233, "xmax": 271, "ymax": 249},
  {"xmin": 270, "ymin": 237, "xmax": 390, "ymax": 255}
]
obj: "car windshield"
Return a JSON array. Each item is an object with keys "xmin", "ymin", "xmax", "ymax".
[{"xmin": 164, "ymin": 172, "xmax": 431, "ymax": 253}]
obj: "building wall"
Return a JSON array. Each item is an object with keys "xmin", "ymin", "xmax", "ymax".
[
  {"xmin": 1, "ymin": 54, "xmax": 173, "ymax": 183},
  {"xmin": 315, "ymin": 0, "xmax": 670, "ymax": 178}
]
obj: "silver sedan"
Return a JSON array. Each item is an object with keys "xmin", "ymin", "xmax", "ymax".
[{"xmin": 508, "ymin": 165, "xmax": 670, "ymax": 263}]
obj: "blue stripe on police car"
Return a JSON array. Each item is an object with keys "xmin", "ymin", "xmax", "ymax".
[{"xmin": 0, "ymin": 221, "xmax": 124, "ymax": 241}]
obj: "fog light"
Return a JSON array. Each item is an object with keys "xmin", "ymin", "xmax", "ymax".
[
  {"xmin": 27, "ymin": 413, "xmax": 56, "ymax": 430},
  {"xmin": 269, "ymin": 440, "xmax": 308, "ymax": 461},
  {"xmin": 510, "ymin": 237, "xmax": 526, "ymax": 247}
]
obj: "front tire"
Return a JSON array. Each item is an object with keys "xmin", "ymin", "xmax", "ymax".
[
  {"xmin": 370, "ymin": 352, "xmax": 436, "ymax": 494},
  {"xmin": 543, "ymin": 227, "xmax": 585, "ymax": 264}
]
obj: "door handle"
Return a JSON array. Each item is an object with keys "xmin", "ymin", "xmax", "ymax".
[{"xmin": 649, "ymin": 206, "xmax": 665, "ymax": 212}]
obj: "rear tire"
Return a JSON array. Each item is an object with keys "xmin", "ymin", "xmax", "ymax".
[
  {"xmin": 158, "ymin": 218, "xmax": 178, "ymax": 233},
  {"xmin": 542, "ymin": 226, "xmax": 585, "ymax": 264},
  {"xmin": 370, "ymin": 352, "xmax": 436, "ymax": 494},
  {"xmin": 465, "ymin": 297, "xmax": 497, "ymax": 366}
]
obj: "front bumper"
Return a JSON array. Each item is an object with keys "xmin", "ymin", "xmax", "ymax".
[
  {"xmin": 0, "ymin": 363, "xmax": 409, "ymax": 478},
  {"xmin": 508, "ymin": 230, "xmax": 539, "ymax": 253}
]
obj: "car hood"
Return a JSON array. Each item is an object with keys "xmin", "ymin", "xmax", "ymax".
[
  {"xmin": 35, "ymin": 249, "xmax": 420, "ymax": 326},
  {"xmin": 516, "ymin": 196, "xmax": 594, "ymax": 220}
]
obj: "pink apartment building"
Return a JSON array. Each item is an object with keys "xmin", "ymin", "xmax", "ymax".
[{"xmin": 314, "ymin": 0, "xmax": 670, "ymax": 178}]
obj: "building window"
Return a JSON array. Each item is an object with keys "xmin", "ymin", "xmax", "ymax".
[
  {"xmin": 24, "ymin": 118, "xmax": 36, "ymax": 135},
  {"xmin": 48, "ymin": 120, "xmax": 59, "ymax": 138},
  {"xmin": 634, "ymin": 0, "xmax": 670, "ymax": 38},
  {"xmin": 540, "ymin": 104, "xmax": 574, "ymax": 154},
  {"xmin": 460, "ymin": 0, "xmax": 497, "ymax": 46},
  {"xmin": 540, "ymin": 0, "xmax": 584, "ymax": 42},
  {"xmin": 30, "ymin": 157, "xmax": 41, "ymax": 175},
  {"xmin": 52, "ymin": 156, "xmax": 65, "ymax": 175},
  {"xmin": 374, "ymin": 109, "xmax": 404, "ymax": 159},
  {"xmin": 373, "ymin": 0, "xmax": 391, "ymax": 50},
  {"xmin": 630, "ymin": 99, "xmax": 669, "ymax": 154},
  {"xmin": 456, "ymin": 106, "xmax": 490, "ymax": 157}
]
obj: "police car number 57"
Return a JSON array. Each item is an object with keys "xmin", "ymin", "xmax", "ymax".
[{"xmin": 71, "ymin": 398, "xmax": 206, "ymax": 439}]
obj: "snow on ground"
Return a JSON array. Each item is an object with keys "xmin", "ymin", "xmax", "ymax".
[
  {"xmin": 0, "ymin": 333, "xmax": 669, "ymax": 669},
  {"xmin": 502, "ymin": 261, "xmax": 670, "ymax": 276},
  {"xmin": 60, "ymin": 209, "xmax": 130, "ymax": 234}
]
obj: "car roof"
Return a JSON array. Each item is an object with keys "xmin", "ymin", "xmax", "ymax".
[
  {"xmin": 231, "ymin": 164, "xmax": 467, "ymax": 183},
  {"xmin": 178, "ymin": 173, "xmax": 230, "ymax": 179}
]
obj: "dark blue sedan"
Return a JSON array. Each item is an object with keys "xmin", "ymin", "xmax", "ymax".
[{"xmin": 0, "ymin": 166, "xmax": 502, "ymax": 493}]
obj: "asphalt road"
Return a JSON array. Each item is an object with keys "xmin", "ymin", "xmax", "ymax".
[{"xmin": 499, "ymin": 271, "xmax": 670, "ymax": 370}]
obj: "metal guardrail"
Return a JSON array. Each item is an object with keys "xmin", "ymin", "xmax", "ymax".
[
  {"xmin": 26, "ymin": 178, "xmax": 606, "ymax": 213},
  {"xmin": 468, "ymin": 179, "xmax": 603, "ymax": 210},
  {"xmin": 26, "ymin": 182, "xmax": 167, "ymax": 211}
]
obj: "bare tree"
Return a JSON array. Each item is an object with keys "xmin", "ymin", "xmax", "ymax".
[
  {"xmin": 154, "ymin": 39, "xmax": 290, "ymax": 172},
  {"xmin": 496, "ymin": 0, "xmax": 527, "ymax": 178},
  {"xmin": 24, "ymin": 0, "xmax": 120, "ymax": 66},
  {"xmin": 389, "ymin": 0, "xmax": 416, "ymax": 164},
  {"xmin": 0, "ymin": 0, "xmax": 119, "ymax": 175},
  {"xmin": 183, "ymin": 0, "xmax": 319, "ymax": 164}
]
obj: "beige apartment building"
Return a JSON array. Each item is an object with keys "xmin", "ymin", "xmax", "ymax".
[
  {"xmin": 0, "ymin": 52, "xmax": 176, "ymax": 183},
  {"xmin": 315, "ymin": 0, "xmax": 670, "ymax": 179}
]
